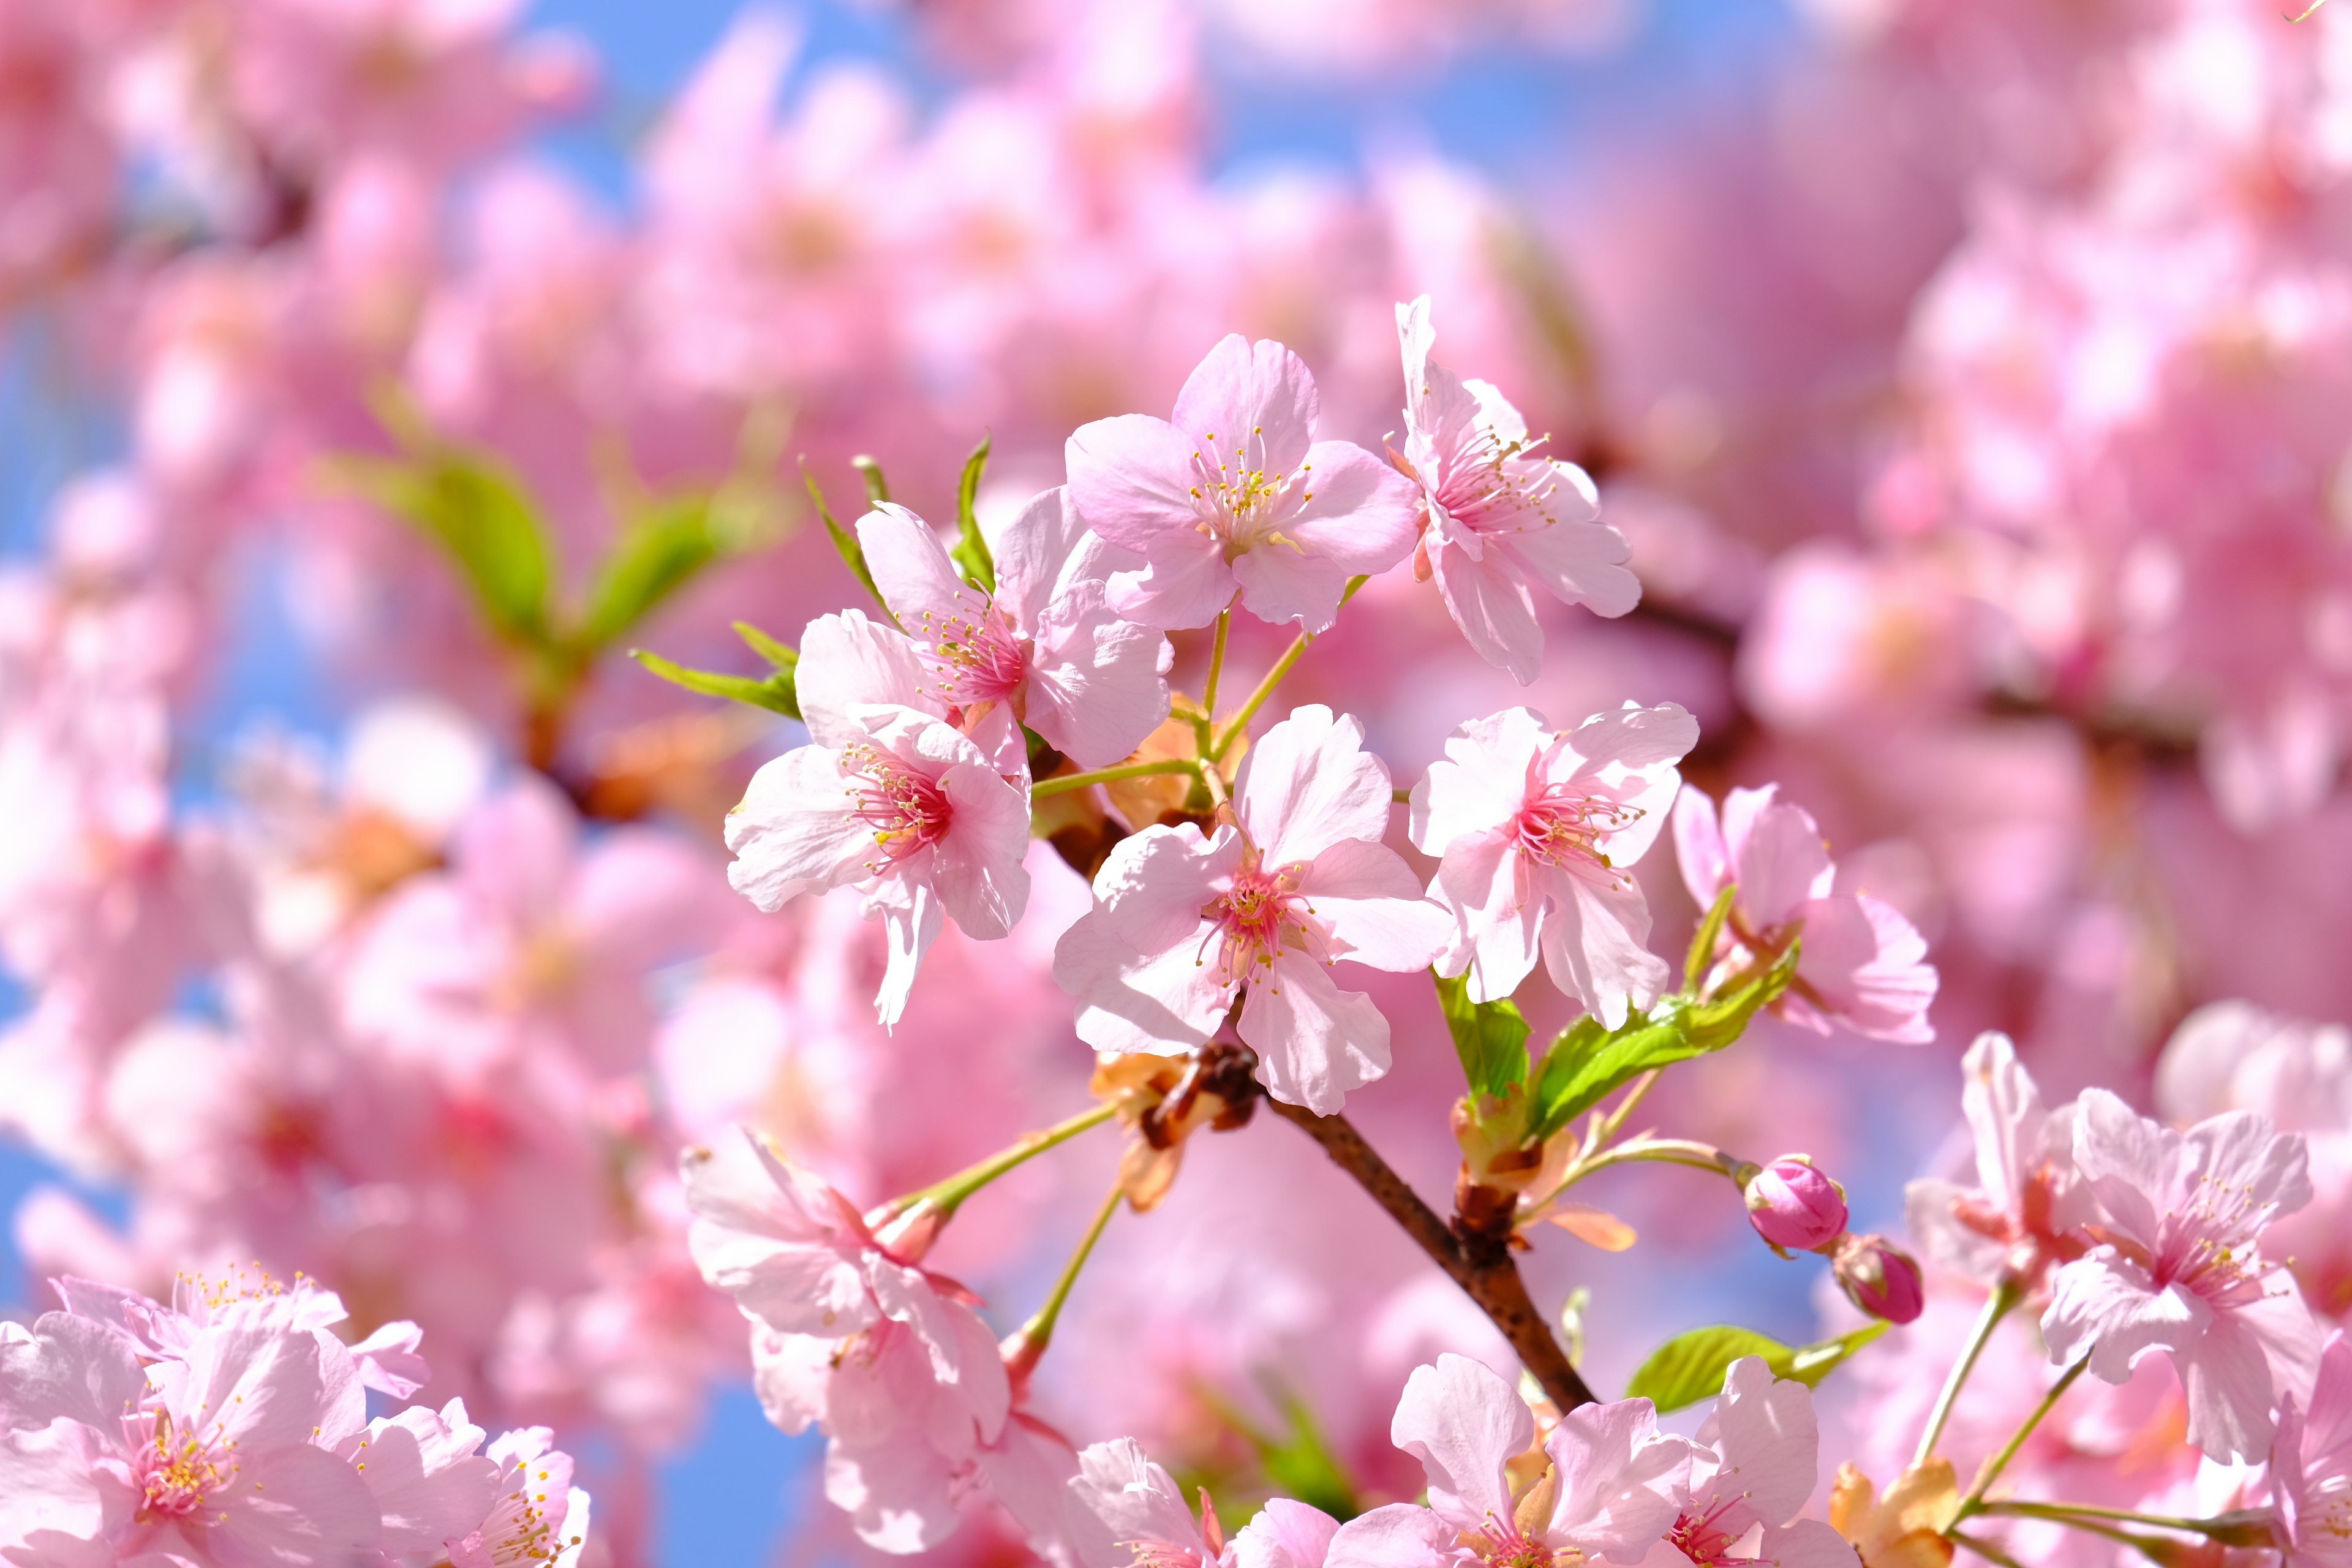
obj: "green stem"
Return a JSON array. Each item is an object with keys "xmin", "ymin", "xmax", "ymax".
[
  {"xmin": 1200, "ymin": 610, "xmax": 1231, "ymax": 722},
  {"xmin": 1953, "ymin": 1357, "xmax": 2089, "ymax": 1523},
  {"xmin": 1208, "ymin": 575, "xmax": 1368, "ymax": 761},
  {"xmin": 1916, "ymin": 1278, "xmax": 2024, "ymax": 1468},
  {"xmin": 1012, "ymin": 1180, "xmax": 1123, "ymax": 1354},
  {"xmin": 1031, "ymin": 759, "xmax": 1202, "ymax": 799},
  {"xmin": 1948, "ymin": 1529, "xmax": 2031, "ymax": 1568},
  {"xmin": 889, "ymin": 1102, "xmax": 1118, "ymax": 1220},
  {"xmin": 1982, "ymin": 1501, "xmax": 2277, "ymax": 1544},
  {"xmin": 1594, "ymin": 1069, "xmax": 1665, "ymax": 1147}
]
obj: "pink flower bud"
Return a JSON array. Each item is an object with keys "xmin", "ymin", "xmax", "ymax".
[
  {"xmin": 1744, "ymin": 1155, "xmax": 1848, "ymax": 1252},
  {"xmin": 1831, "ymin": 1233, "xmax": 1926, "ymax": 1324}
]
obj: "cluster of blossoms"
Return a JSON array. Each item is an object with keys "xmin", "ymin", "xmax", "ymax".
[
  {"xmin": 1, "ymin": 1265, "xmax": 589, "ymax": 1566},
  {"xmin": 3, "ymin": 0, "xmax": 2352, "ymax": 1564}
]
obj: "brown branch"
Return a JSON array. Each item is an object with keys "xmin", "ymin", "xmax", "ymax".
[{"xmin": 1266, "ymin": 1099, "xmax": 1598, "ymax": 1412}]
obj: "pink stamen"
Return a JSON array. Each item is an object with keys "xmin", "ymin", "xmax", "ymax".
[
  {"xmin": 912, "ymin": 601, "xmax": 1027, "ymax": 707},
  {"xmin": 842, "ymin": 744, "xmax": 953, "ymax": 872}
]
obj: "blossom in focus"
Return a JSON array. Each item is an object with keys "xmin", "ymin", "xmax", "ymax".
[
  {"xmin": 1068, "ymin": 1436, "xmax": 1234, "ymax": 1568},
  {"xmin": 1672, "ymin": 784, "xmax": 1937, "ymax": 1044},
  {"xmin": 1903, "ymin": 1032, "xmax": 2090, "ymax": 1294},
  {"xmin": 681, "ymin": 1125, "xmax": 1014, "ymax": 1553},
  {"xmin": 858, "ymin": 489, "xmax": 1173, "ymax": 770},
  {"xmin": 1639, "ymin": 1357, "xmax": 1858, "ymax": 1568},
  {"xmin": 1393, "ymin": 295, "xmax": 1638, "ymax": 684},
  {"xmin": 726, "ymin": 609, "xmax": 1033, "ymax": 1025},
  {"xmin": 1745, "ymin": 1156, "xmax": 1848, "ymax": 1254},
  {"xmin": 1054, "ymin": 704, "xmax": 1450, "ymax": 1114},
  {"xmin": 2275, "ymin": 1329, "xmax": 2352, "ymax": 1568},
  {"xmin": 1066, "ymin": 334, "xmax": 1422, "ymax": 633},
  {"xmin": 448, "ymin": 1426, "xmax": 593, "ymax": 1568},
  {"xmin": 1409, "ymin": 703, "xmax": 1696, "ymax": 1025},
  {"xmin": 1325, "ymin": 1352, "xmax": 1697, "ymax": 1568},
  {"xmin": 2042, "ymin": 1088, "xmax": 2320, "ymax": 1461}
]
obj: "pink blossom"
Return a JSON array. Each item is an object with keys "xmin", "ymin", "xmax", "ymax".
[
  {"xmin": 1904, "ymin": 1031, "xmax": 2092, "ymax": 1293},
  {"xmin": 1068, "ymin": 1436, "xmax": 1229, "ymax": 1568},
  {"xmin": 1408, "ymin": 704, "xmax": 1695, "ymax": 1025},
  {"xmin": 857, "ymin": 489, "xmax": 1172, "ymax": 770},
  {"xmin": 1066, "ymin": 334, "xmax": 1422, "ymax": 633},
  {"xmin": 1233, "ymin": 1501, "xmax": 1345, "ymax": 1568},
  {"xmin": 1828, "ymin": 1234, "xmax": 1926, "ymax": 1326},
  {"xmin": 2275, "ymin": 1329, "xmax": 2352, "ymax": 1568},
  {"xmin": 1672, "ymin": 784, "xmax": 1937, "ymax": 1044},
  {"xmin": 682, "ymin": 1126, "xmax": 1014, "ymax": 1553},
  {"xmin": 1054, "ymin": 704, "xmax": 1450, "ymax": 1114},
  {"xmin": 726, "ymin": 609, "xmax": 1033, "ymax": 1025},
  {"xmin": 1638, "ymin": 1357, "xmax": 1856, "ymax": 1568},
  {"xmin": 2043, "ymin": 1088, "xmax": 2320, "ymax": 1461},
  {"xmin": 447, "ymin": 1426, "xmax": 592, "ymax": 1568},
  {"xmin": 1393, "ymin": 295, "xmax": 1638, "ymax": 684},
  {"xmin": 1325, "ymin": 1353, "xmax": 1696, "ymax": 1568}
]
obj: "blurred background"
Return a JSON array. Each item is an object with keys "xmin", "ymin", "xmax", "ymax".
[{"xmin": 6, "ymin": 0, "xmax": 2351, "ymax": 1560}]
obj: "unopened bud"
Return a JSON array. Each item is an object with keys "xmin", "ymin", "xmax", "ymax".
[
  {"xmin": 1744, "ymin": 1155, "xmax": 1848, "ymax": 1253},
  {"xmin": 1830, "ymin": 1233, "xmax": 1925, "ymax": 1325}
]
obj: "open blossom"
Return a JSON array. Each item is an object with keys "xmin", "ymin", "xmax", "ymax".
[
  {"xmin": 1069, "ymin": 1436, "xmax": 1235, "ymax": 1568},
  {"xmin": 681, "ymin": 1126, "xmax": 1013, "ymax": 1553},
  {"xmin": 1053, "ymin": 704, "xmax": 1450, "ymax": 1115},
  {"xmin": 1065, "ymin": 334, "xmax": 1422, "ymax": 633},
  {"xmin": 1672, "ymin": 785, "xmax": 1936, "ymax": 1045},
  {"xmin": 726, "ymin": 609, "xmax": 1032, "ymax": 1025},
  {"xmin": 2275, "ymin": 1329, "xmax": 2352, "ymax": 1568},
  {"xmin": 1638, "ymin": 1357, "xmax": 1857, "ymax": 1568},
  {"xmin": 1904, "ymin": 1032, "xmax": 2091, "ymax": 1293},
  {"xmin": 1326, "ymin": 1353, "xmax": 1697, "ymax": 1568},
  {"xmin": 448, "ymin": 1426, "xmax": 592, "ymax": 1568},
  {"xmin": 57, "ymin": 1264, "xmax": 432, "ymax": 1400},
  {"xmin": 1392, "ymin": 295, "xmax": 1639, "ymax": 684},
  {"xmin": 858, "ymin": 488, "xmax": 1172, "ymax": 770},
  {"xmin": 2042, "ymin": 1088, "xmax": 2321, "ymax": 1461},
  {"xmin": 1409, "ymin": 704, "xmax": 1695, "ymax": 1025}
]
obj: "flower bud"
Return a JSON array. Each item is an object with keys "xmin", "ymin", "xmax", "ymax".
[
  {"xmin": 1830, "ymin": 1233, "xmax": 1926, "ymax": 1325},
  {"xmin": 1744, "ymin": 1155, "xmax": 1848, "ymax": 1253}
]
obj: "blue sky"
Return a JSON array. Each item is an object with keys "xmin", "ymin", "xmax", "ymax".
[{"xmin": 0, "ymin": 1, "xmax": 1800, "ymax": 1560}]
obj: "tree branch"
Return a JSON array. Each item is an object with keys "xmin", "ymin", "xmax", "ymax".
[{"xmin": 1266, "ymin": 1099, "xmax": 1598, "ymax": 1412}]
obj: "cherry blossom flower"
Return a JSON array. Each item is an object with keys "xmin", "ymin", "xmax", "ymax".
[
  {"xmin": 448, "ymin": 1426, "xmax": 593, "ymax": 1568},
  {"xmin": 726, "ymin": 609, "xmax": 1033, "ymax": 1025},
  {"xmin": 1745, "ymin": 1157, "xmax": 1848, "ymax": 1253},
  {"xmin": 1325, "ymin": 1352, "xmax": 1697, "ymax": 1568},
  {"xmin": 1640, "ymin": 1357, "xmax": 1858, "ymax": 1568},
  {"xmin": 1054, "ymin": 704, "xmax": 1450, "ymax": 1114},
  {"xmin": 1409, "ymin": 704, "xmax": 1696, "ymax": 1024},
  {"xmin": 682, "ymin": 1125, "xmax": 1013, "ymax": 1553},
  {"xmin": 56, "ymin": 1264, "xmax": 433, "ymax": 1398},
  {"xmin": 1392, "ymin": 295, "xmax": 1639, "ymax": 684},
  {"xmin": 2274, "ymin": 1329, "xmax": 2352, "ymax": 1568},
  {"xmin": 1068, "ymin": 1436, "xmax": 1231, "ymax": 1568},
  {"xmin": 858, "ymin": 488, "xmax": 1172, "ymax": 770},
  {"xmin": 1672, "ymin": 785, "xmax": 1937, "ymax": 1045},
  {"xmin": 2043, "ymin": 1088, "xmax": 2321, "ymax": 1461},
  {"xmin": 1904, "ymin": 1032, "xmax": 2092, "ymax": 1294},
  {"xmin": 1066, "ymin": 334, "xmax": 1422, "ymax": 633}
]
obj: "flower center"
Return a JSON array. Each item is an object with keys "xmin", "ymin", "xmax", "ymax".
[
  {"xmin": 1437, "ymin": 426, "xmax": 1564, "ymax": 537},
  {"xmin": 841, "ymin": 745, "xmax": 952, "ymax": 872},
  {"xmin": 1199, "ymin": 861, "xmax": 1314, "ymax": 988},
  {"xmin": 139, "ymin": 1414, "xmax": 231, "ymax": 1520},
  {"xmin": 911, "ymin": 601, "xmax": 1027, "ymax": 707},
  {"xmin": 1460, "ymin": 1519, "xmax": 1569, "ymax": 1568},
  {"xmin": 1511, "ymin": 783, "xmax": 1642, "ymax": 879},
  {"xmin": 1669, "ymin": 1501, "xmax": 1759, "ymax": 1567},
  {"xmin": 2151, "ymin": 1170, "xmax": 2293, "ymax": 1306},
  {"xmin": 1188, "ymin": 428, "xmax": 1311, "ymax": 555}
]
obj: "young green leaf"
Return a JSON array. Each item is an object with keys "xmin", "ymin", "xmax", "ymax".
[
  {"xmin": 851, "ymin": 454, "xmax": 890, "ymax": 505},
  {"xmin": 1625, "ymin": 1320, "xmax": 1890, "ymax": 1412},
  {"xmin": 950, "ymin": 432, "xmax": 995, "ymax": 592},
  {"xmin": 1525, "ymin": 1009, "xmax": 1713, "ymax": 1146},
  {"xmin": 732, "ymin": 621, "xmax": 797, "ymax": 671},
  {"xmin": 801, "ymin": 460, "xmax": 889, "ymax": 616},
  {"xmin": 1685, "ymin": 883, "xmax": 1738, "ymax": 993},
  {"xmin": 1686, "ymin": 937, "xmax": 1803, "ymax": 1051},
  {"xmin": 630, "ymin": 649, "xmax": 800, "ymax": 718},
  {"xmin": 1433, "ymin": 972, "xmax": 1531, "ymax": 1102},
  {"xmin": 339, "ymin": 451, "xmax": 552, "ymax": 647},
  {"xmin": 575, "ymin": 494, "xmax": 726, "ymax": 652}
]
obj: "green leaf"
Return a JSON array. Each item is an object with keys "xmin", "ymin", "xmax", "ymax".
[
  {"xmin": 575, "ymin": 495, "xmax": 726, "ymax": 652},
  {"xmin": 1626, "ymin": 1320, "xmax": 1890, "ymax": 1412},
  {"xmin": 1433, "ymin": 972, "xmax": 1530, "ymax": 1102},
  {"xmin": 801, "ymin": 461, "xmax": 889, "ymax": 616},
  {"xmin": 733, "ymin": 620, "xmax": 798, "ymax": 671},
  {"xmin": 851, "ymin": 454, "xmax": 891, "ymax": 506},
  {"xmin": 1526, "ymin": 1009, "xmax": 1713, "ymax": 1146},
  {"xmin": 950, "ymin": 432, "xmax": 995, "ymax": 593},
  {"xmin": 339, "ymin": 451, "xmax": 552, "ymax": 646},
  {"xmin": 1254, "ymin": 1392, "xmax": 1359, "ymax": 1523},
  {"xmin": 1686, "ymin": 937, "xmax": 1803, "ymax": 1052},
  {"xmin": 1685, "ymin": 883, "xmax": 1737, "ymax": 993},
  {"xmin": 630, "ymin": 649, "xmax": 799, "ymax": 718}
]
